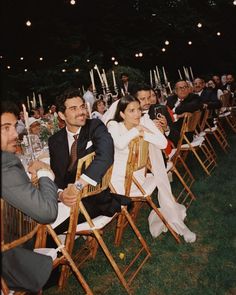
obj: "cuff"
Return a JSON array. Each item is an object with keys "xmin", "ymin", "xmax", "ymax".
[
  {"xmin": 173, "ymin": 114, "xmax": 178, "ymax": 122},
  {"xmin": 37, "ymin": 169, "xmax": 55, "ymax": 181},
  {"xmin": 80, "ymin": 174, "xmax": 97, "ymax": 186}
]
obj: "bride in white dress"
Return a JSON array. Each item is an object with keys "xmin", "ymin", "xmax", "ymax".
[{"xmin": 107, "ymin": 95, "xmax": 196, "ymax": 243}]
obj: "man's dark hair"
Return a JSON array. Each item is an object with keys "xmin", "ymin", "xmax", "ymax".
[
  {"xmin": 1, "ymin": 100, "xmax": 19, "ymax": 117},
  {"xmin": 55, "ymin": 87, "xmax": 84, "ymax": 113},
  {"xmin": 120, "ymin": 72, "xmax": 129, "ymax": 78},
  {"xmin": 131, "ymin": 83, "xmax": 152, "ymax": 98},
  {"xmin": 174, "ymin": 79, "xmax": 188, "ymax": 89}
]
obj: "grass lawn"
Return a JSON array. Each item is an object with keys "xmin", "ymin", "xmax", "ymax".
[{"xmin": 45, "ymin": 131, "xmax": 236, "ymax": 295}]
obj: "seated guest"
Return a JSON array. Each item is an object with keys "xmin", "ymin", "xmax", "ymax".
[
  {"xmin": 212, "ymin": 75, "xmax": 224, "ymax": 90},
  {"xmin": 91, "ymin": 99, "xmax": 107, "ymax": 120},
  {"xmin": 28, "ymin": 117, "xmax": 41, "ymax": 136},
  {"xmin": 1, "ymin": 100, "xmax": 58, "ymax": 293},
  {"xmin": 119, "ymin": 72, "xmax": 136, "ymax": 96},
  {"xmin": 83, "ymin": 84, "xmax": 96, "ymax": 109},
  {"xmin": 193, "ymin": 77, "xmax": 222, "ymax": 110},
  {"xmin": 166, "ymin": 80, "xmax": 202, "ymax": 141},
  {"xmin": 48, "ymin": 88, "xmax": 130, "ymax": 233},
  {"xmin": 207, "ymin": 79, "xmax": 224, "ymax": 100},
  {"xmin": 107, "ymin": 95, "xmax": 196, "ymax": 243},
  {"xmin": 223, "ymin": 74, "xmax": 236, "ymax": 102}
]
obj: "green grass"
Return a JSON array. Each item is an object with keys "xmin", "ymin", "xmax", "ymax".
[{"xmin": 45, "ymin": 131, "xmax": 236, "ymax": 295}]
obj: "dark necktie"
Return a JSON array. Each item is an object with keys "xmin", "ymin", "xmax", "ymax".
[{"xmin": 68, "ymin": 134, "xmax": 78, "ymax": 171}]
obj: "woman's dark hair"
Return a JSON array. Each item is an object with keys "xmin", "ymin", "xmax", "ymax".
[
  {"xmin": 55, "ymin": 87, "xmax": 84, "ymax": 113},
  {"xmin": 113, "ymin": 95, "xmax": 140, "ymax": 122},
  {"xmin": 92, "ymin": 99, "xmax": 106, "ymax": 113}
]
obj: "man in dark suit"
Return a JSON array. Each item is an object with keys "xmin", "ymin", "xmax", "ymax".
[
  {"xmin": 1, "ymin": 101, "xmax": 58, "ymax": 292},
  {"xmin": 166, "ymin": 80, "xmax": 202, "ymax": 141},
  {"xmin": 193, "ymin": 77, "xmax": 222, "ymax": 110},
  {"xmin": 119, "ymin": 72, "xmax": 136, "ymax": 96},
  {"xmin": 48, "ymin": 88, "xmax": 127, "ymax": 230}
]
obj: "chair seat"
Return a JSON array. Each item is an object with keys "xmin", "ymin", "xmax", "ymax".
[
  {"xmin": 51, "ymin": 202, "xmax": 71, "ymax": 229},
  {"xmin": 181, "ymin": 136, "xmax": 205, "ymax": 149},
  {"xmin": 76, "ymin": 215, "xmax": 114, "ymax": 232},
  {"xmin": 204, "ymin": 125, "xmax": 217, "ymax": 132},
  {"xmin": 34, "ymin": 247, "xmax": 58, "ymax": 260},
  {"xmin": 219, "ymin": 111, "xmax": 231, "ymax": 118}
]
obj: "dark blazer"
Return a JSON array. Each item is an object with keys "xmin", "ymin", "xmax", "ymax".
[
  {"xmin": 119, "ymin": 81, "xmax": 136, "ymax": 96},
  {"xmin": 1, "ymin": 151, "xmax": 58, "ymax": 292},
  {"xmin": 167, "ymin": 93, "xmax": 202, "ymax": 115},
  {"xmin": 199, "ymin": 88, "xmax": 222, "ymax": 110},
  {"xmin": 167, "ymin": 93, "xmax": 202, "ymax": 141},
  {"xmin": 48, "ymin": 119, "xmax": 127, "ymax": 228}
]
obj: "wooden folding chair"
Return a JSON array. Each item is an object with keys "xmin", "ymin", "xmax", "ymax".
[
  {"xmin": 218, "ymin": 92, "xmax": 236, "ymax": 133},
  {"xmin": 0, "ymin": 198, "xmax": 92, "ymax": 295},
  {"xmin": 167, "ymin": 146, "xmax": 196, "ymax": 209},
  {"xmin": 201, "ymin": 109, "xmax": 229, "ymax": 153},
  {"xmin": 178, "ymin": 111, "xmax": 217, "ymax": 176},
  {"xmin": 57, "ymin": 152, "xmax": 151, "ymax": 294},
  {"xmin": 112, "ymin": 137, "xmax": 181, "ymax": 246}
]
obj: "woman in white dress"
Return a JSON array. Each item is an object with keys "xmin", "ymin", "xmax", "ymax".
[{"xmin": 107, "ymin": 95, "xmax": 196, "ymax": 243}]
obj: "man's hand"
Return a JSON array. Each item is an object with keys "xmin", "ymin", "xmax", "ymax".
[
  {"xmin": 59, "ymin": 184, "xmax": 79, "ymax": 207},
  {"xmin": 28, "ymin": 160, "xmax": 54, "ymax": 179}
]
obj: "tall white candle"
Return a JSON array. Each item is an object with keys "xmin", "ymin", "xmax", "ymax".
[
  {"xmin": 102, "ymin": 70, "xmax": 108, "ymax": 88},
  {"xmin": 22, "ymin": 104, "xmax": 29, "ymax": 130},
  {"xmin": 89, "ymin": 69, "xmax": 96, "ymax": 91},
  {"xmin": 162, "ymin": 66, "xmax": 168, "ymax": 84},
  {"xmin": 153, "ymin": 70, "xmax": 158, "ymax": 87},
  {"xmin": 112, "ymin": 70, "xmax": 117, "ymax": 88},
  {"xmin": 38, "ymin": 94, "xmax": 43, "ymax": 108},
  {"xmin": 27, "ymin": 96, "xmax": 30, "ymax": 111},
  {"xmin": 178, "ymin": 69, "xmax": 183, "ymax": 79},
  {"xmin": 150, "ymin": 70, "xmax": 153, "ymax": 87},
  {"xmin": 189, "ymin": 66, "xmax": 194, "ymax": 81},
  {"xmin": 168, "ymin": 82, "xmax": 172, "ymax": 93},
  {"xmin": 94, "ymin": 64, "xmax": 104, "ymax": 84},
  {"xmin": 156, "ymin": 66, "xmax": 161, "ymax": 82},
  {"xmin": 32, "ymin": 92, "xmax": 36, "ymax": 109}
]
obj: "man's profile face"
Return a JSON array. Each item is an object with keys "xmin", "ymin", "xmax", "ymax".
[
  {"xmin": 59, "ymin": 96, "xmax": 87, "ymax": 132},
  {"xmin": 121, "ymin": 75, "xmax": 129, "ymax": 83},
  {"xmin": 175, "ymin": 81, "xmax": 190, "ymax": 100},
  {"xmin": 136, "ymin": 90, "xmax": 151, "ymax": 110},
  {"xmin": 1, "ymin": 112, "xmax": 18, "ymax": 153}
]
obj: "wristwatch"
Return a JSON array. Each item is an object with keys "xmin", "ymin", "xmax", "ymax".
[{"xmin": 74, "ymin": 181, "xmax": 84, "ymax": 191}]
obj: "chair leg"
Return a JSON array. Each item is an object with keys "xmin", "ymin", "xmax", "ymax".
[{"xmin": 115, "ymin": 211, "xmax": 127, "ymax": 246}]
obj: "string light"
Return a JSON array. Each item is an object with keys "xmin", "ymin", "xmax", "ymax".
[
  {"xmin": 188, "ymin": 41, "xmax": 192, "ymax": 45},
  {"xmin": 114, "ymin": 61, "xmax": 118, "ymax": 65},
  {"xmin": 39, "ymin": 57, "xmax": 43, "ymax": 61},
  {"xmin": 70, "ymin": 0, "xmax": 76, "ymax": 5},
  {"xmin": 86, "ymin": 59, "xmax": 90, "ymax": 62},
  {"xmin": 0, "ymin": 56, "xmax": 3, "ymax": 59},
  {"xmin": 197, "ymin": 23, "xmax": 202, "ymax": 28},
  {"xmin": 75, "ymin": 68, "xmax": 79, "ymax": 72},
  {"xmin": 135, "ymin": 53, "xmax": 139, "ymax": 57},
  {"xmin": 152, "ymin": 13, "xmax": 156, "ymax": 17},
  {"xmin": 233, "ymin": 0, "xmax": 236, "ymax": 5},
  {"xmin": 7, "ymin": 66, "xmax": 11, "ymax": 69},
  {"xmin": 111, "ymin": 57, "xmax": 115, "ymax": 61},
  {"xmin": 26, "ymin": 20, "xmax": 31, "ymax": 27},
  {"xmin": 64, "ymin": 59, "xmax": 67, "ymax": 62},
  {"xmin": 138, "ymin": 52, "xmax": 143, "ymax": 57},
  {"xmin": 20, "ymin": 57, "xmax": 24, "ymax": 60},
  {"xmin": 162, "ymin": 48, "xmax": 166, "ymax": 52},
  {"xmin": 24, "ymin": 69, "xmax": 28, "ymax": 72},
  {"xmin": 164, "ymin": 40, "xmax": 170, "ymax": 45},
  {"xmin": 62, "ymin": 69, "xmax": 66, "ymax": 72},
  {"xmin": 217, "ymin": 32, "xmax": 221, "ymax": 36}
]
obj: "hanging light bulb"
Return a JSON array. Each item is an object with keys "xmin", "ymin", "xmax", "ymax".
[
  {"xmin": 162, "ymin": 48, "xmax": 166, "ymax": 52},
  {"xmin": 26, "ymin": 20, "xmax": 32, "ymax": 27},
  {"xmin": 111, "ymin": 57, "xmax": 115, "ymax": 61},
  {"xmin": 165, "ymin": 40, "xmax": 170, "ymax": 45},
  {"xmin": 70, "ymin": 0, "xmax": 76, "ymax": 5},
  {"xmin": 233, "ymin": 0, "xmax": 236, "ymax": 5},
  {"xmin": 217, "ymin": 32, "xmax": 221, "ymax": 36},
  {"xmin": 24, "ymin": 69, "xmax": 28, "ymax": 72},
  {"xmin": 20, "ymin": 57, "xmax": 24, "ymax": 60},
  {"xmin": 39, "ymin": 57, "xmax": 43, "ymax": 61},
  {"xmin": 197, "ymin": 23, "xmax": 202, "ymax": 28},
  {"xmin": 75, "ymin": 68, "xmax": 79, "ymax": 72},
  {"xmin": 138, "ymin": 52, "xmax": 143, "ymax": 57},
  {"xmin": 62, "ymin": 69, "xmax": 66, "ymax": 72},
  {"xmin": 114, "ymin": 61, "xmax": 118, "ymax": 65},
  {"xmin": 188, "ymin": 41, "xmax": 192, "ymax": 45}
]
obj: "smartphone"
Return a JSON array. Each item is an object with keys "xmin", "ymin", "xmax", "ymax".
[{"xmin": 154, "ymin": 106, "xmax": 164, "ymax": 118}]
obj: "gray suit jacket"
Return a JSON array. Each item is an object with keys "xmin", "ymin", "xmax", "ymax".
[{"xmin": 1, "ymin": 151, "xmax": 58, "ymax": 292}]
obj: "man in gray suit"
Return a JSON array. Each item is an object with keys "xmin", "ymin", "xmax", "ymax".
[{"xmin": 1, "ymin": 101, "xmax": 58, "ymax": 293}]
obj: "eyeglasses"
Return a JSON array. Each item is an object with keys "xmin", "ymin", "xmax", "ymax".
[
  {"xmin": 65, "ymin": 104, "xmax": 86, "ymax": 112},
  {"xmin": 176, "ymin": 86, "xmax": 189, "ymax": 91}
]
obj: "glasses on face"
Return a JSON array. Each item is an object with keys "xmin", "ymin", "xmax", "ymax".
[
  {"xmin": 176, "ymin": 86, "xmax": 189, "ymax": 91},
  {"xmin": 65, "ymin": 104, "xmax": 86, "ymax": 112}
]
